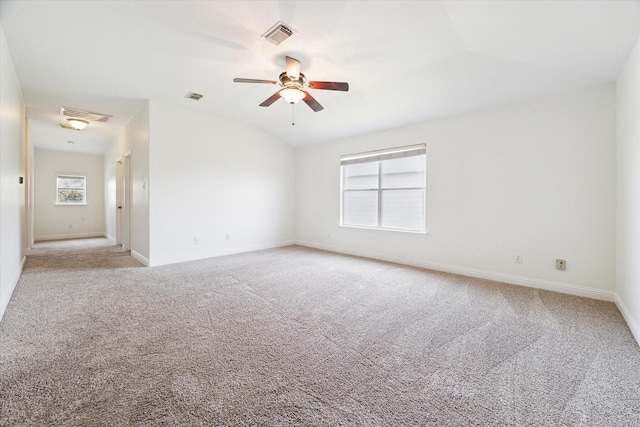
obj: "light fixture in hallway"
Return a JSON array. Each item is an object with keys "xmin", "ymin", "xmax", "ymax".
[{"xmin": 67, "ymin": 118, "xmax": 89, "ymax": 130}]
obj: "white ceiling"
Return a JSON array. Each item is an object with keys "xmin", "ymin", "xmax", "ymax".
[{"xmin": 1, "ymin": 1, "xmax": 638, "ymax": 154}]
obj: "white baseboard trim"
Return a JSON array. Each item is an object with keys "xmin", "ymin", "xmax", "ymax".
[
  {"xmin": 614, "ymin": 293, "xmax": 640, "ymax": 347},
  {"xmin": 105, "ymin": 233, "xmax": 116, "ymax": 245},
  {"xmin": 148, "ymin": 240, "xmax": 296, "ymax": 267},
  {"xmin": 294, "ymin": 240, "xmax": 615, "ymax": 302},
  {"xmin": 0, "ymin": 255, "xmax": 26, "ymax": 322},
  {"xmin": 131, "ymin": 250, "xmax": 150, "ymax": 266},
  {"xmin": 35, "ymin": 232, "xmax": 106, "ymax": 242}
]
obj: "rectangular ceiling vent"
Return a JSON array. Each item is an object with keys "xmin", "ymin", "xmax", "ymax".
[
  {"xmin": 262, "ymin": 21, "xmax": 295, "ymax": 45},
  {"xmin": 185, "ymin": 92, "xmax": 203, "ymax": 100},
  {"xmin": 60, "ymin": 106, "xmax": 112, "ymax": 122}
]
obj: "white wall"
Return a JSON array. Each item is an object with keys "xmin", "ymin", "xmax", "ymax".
[
  {"xmin": 104, "ymin": 141, "xmax": 117, "ymax": 242},
  {"xmin": 296, "ymin": 84, "xmax": 617, "ymax": 299},
  {"xmin": 0, "ymin": 25, "xmax": 26, "ymax": 321},
  {"xmin": 105, "ymin": 102, "xmax": 150, "ymax": 262},
  {"xmin": 25, "ymin": 121, "xmax": 34, "ymax": 249},
  {"xmin": 147, "ymin": 101, "xmax": 295, "ymax": 266},
  {"xmin": 33, "ymin": 150, "xmax": 105, "ymax": 240},
  {"xmin": 616, "ymin": 33, "xmax": 640, "ymax": 345}
]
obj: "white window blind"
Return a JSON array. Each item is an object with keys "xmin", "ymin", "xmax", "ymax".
[{"xmin": 340, "ymin": 145, "xmax": 426, "ymax": 232}]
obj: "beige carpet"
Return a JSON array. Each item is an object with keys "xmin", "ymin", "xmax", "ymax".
[{"xmin": 1, "ymin": 238, "xmax": 639, "ymax": 426}]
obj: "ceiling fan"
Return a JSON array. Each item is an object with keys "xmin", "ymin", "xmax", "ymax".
[{"xmin": 233, "ymin": 56, "xmax": 349, "ymax": 112}]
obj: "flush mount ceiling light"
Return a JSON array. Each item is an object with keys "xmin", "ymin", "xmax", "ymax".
[
  {"xmin": 67, "ymin": 118, "xmax": 89, "ymax": 130},
  {"xmin": 60, "ymin": 106, "xmax": 112, "ymax": 131}
]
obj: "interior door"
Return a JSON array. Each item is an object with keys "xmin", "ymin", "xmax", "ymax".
[
  {"xmin": 115, "ymin": 152, "xmax": 132, "ymax": 250},
  {"xmin": 116, "ymin": 158, "xmax": 123, "ymax": 245}
]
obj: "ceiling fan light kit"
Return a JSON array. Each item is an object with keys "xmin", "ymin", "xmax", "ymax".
[
  {"xmin": 233, "ymin": 56, "xmax": 349, "ymax": 116},
  {"xmin": 279, "ymin": 87, "xmax": 305, "ymax": 104}
]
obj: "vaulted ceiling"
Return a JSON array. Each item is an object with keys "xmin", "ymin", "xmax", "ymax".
[{"xmin": 1, "ymin": 1, "xmax": 638, "ymax": 154}]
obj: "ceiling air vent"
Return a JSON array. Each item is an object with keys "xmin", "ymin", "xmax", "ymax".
[
  {"xmin": 60, "ymin": 106, "xmax": 112, "ymax": 122},
  {"xmin": 185, "ymin": 92, "xmax": 203, "ymax": 100},
  {"xmin": 262, "ymin": 21, "xmax": 295, "ymax": 45}
]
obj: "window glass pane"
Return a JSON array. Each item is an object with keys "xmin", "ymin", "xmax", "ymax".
[
  {"xmin": 343, "ymin": 162, "xmax": 379, "ymax": 190},
  {"xmin": 381, "ymin": 155, "xmax": 425, "ymax": 189},
  {"xmin": 381, "ymin": 189, "xmax": 425, "ymax": 231},
  {"xmin": 56, "ymin": 175, "xmax": 86, "ymax": 204},
  {"xmin": 57, "ymin": 176, "xmax": 85, "ymax": 189},
  {"xmin": 343, "ymin": 190, "xmax": 378, "ymax": 227},
  {"xmin": 341, "ymin": 145, "xmax": 426, "ymax": 233},
  {"xmin": 58, "ymin": 189, "xmax": 85, "ymax": 204}
]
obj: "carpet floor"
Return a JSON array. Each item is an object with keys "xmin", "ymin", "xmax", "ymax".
[{"xmin": 1, "ymin": 238, "xmax": 639, "ymax": 426}]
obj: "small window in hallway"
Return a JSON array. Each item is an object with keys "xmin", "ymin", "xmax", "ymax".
[{"xmin": 56, "ymin": 174, "xmax": 86, "ymax": 205}]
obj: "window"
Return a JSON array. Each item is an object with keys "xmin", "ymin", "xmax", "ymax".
[
  {"xmin": 340, "ymin": 145, "xmax": 426, "ymax": 232},
  {"xmin": 56, "ymin": 174, "xmax": 86, "ymax": 205}
]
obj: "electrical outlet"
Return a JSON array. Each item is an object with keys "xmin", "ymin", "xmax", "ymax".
[
  {"xmin": 556, "ymin": 259, "xmax": 566, "ymax": 270},
  {"xmin": 68, "ymin": 224, "xmax": 73, "ymax": 229},
  {"xmin": 515, "ymin": 254, "xmax": 522, "ymax": 263},
  {"xmin": 194, "ymin": 237, "xmax": 199, "ymax": 245},
  {"xmin": 226, "ymin": 234, "xmax": 231, "ymax": 241}
]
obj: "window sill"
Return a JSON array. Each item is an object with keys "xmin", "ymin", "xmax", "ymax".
[
  {"xmin": 339, "ymin": 224, "xmax": 428, "ymax": 236},
  {"xmin": 55, "ymin": 203, "xmax": 88, "ymax": 206}
]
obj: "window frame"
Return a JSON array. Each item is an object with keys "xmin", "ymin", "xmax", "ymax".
[
  {"xmin": 340, "ymin": 144, "xmax": 426, "ymax": 234},
  {"xmin": 55, "ymin": 173, "xmax": 87, "ymax": 206}
]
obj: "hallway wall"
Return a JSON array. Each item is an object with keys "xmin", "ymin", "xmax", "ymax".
[
  {"xmin": 33, "ymin": 150, "xmax": 105, "ymax": 241},
  {"xmin": 0, "ymin": 25, "xmax": 26, "ymax": 321}
]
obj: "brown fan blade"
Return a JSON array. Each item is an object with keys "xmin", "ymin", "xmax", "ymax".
[
  {"xmin": 302, "ymin": 91, "xmax": 324, "ymax": 112},
  {"xmin": 308, "ymin": 81, "xmax": 349, "ymax": 91},
  {"xmin": 286, "ymin": 56, "xmax": 301, "ymax": 80},
  {"xmin": 259, "ymin": 91, "xmax": 281, "ymax": 107},
  {"xmin": 234, "ymin": 78, "xmax": 278, "ymax": 84}
]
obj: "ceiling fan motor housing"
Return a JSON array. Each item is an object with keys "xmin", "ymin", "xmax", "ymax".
[{"xmin": 279, "ymin": 71, "xmax": 307, "ymax": 89}]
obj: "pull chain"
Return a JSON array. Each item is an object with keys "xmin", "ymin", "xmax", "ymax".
[{"xmin": 291, "ymin": 103, "xmax": 295, "ymax": 126}]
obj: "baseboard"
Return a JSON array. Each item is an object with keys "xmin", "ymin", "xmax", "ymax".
[
  {"xmin": 420, "ymin": 261, "xmax": 615, "ymax": 302},
  {"xmin": 0, "ymin": 255, "xmax": 26, "ymax": 322},
  {"xmin": 104, "ymin": 233, "xmax": 116, "ymax": 245},
  {"xmin": 614, "ymin": 293, "xmax": 640, "ymax": 347},
  {"xmin": 35, "ymin": 232, "xmax": 106, "ymax": 242},
  {"xmin": 131, "ymin": 250, "xmax": 150, "ymax": 266},
  {"xmin": 294, "ymin": 240, "xmax": 615, "ymax": 302},
  {"xmin": 148, "ymin": 240, "xmax": 296, "ymax": 267}
]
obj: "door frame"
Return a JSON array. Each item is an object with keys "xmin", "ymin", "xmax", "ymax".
[{"xmin": 116, "ymin": 150, "xmax": 132, "ymax": 250}]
